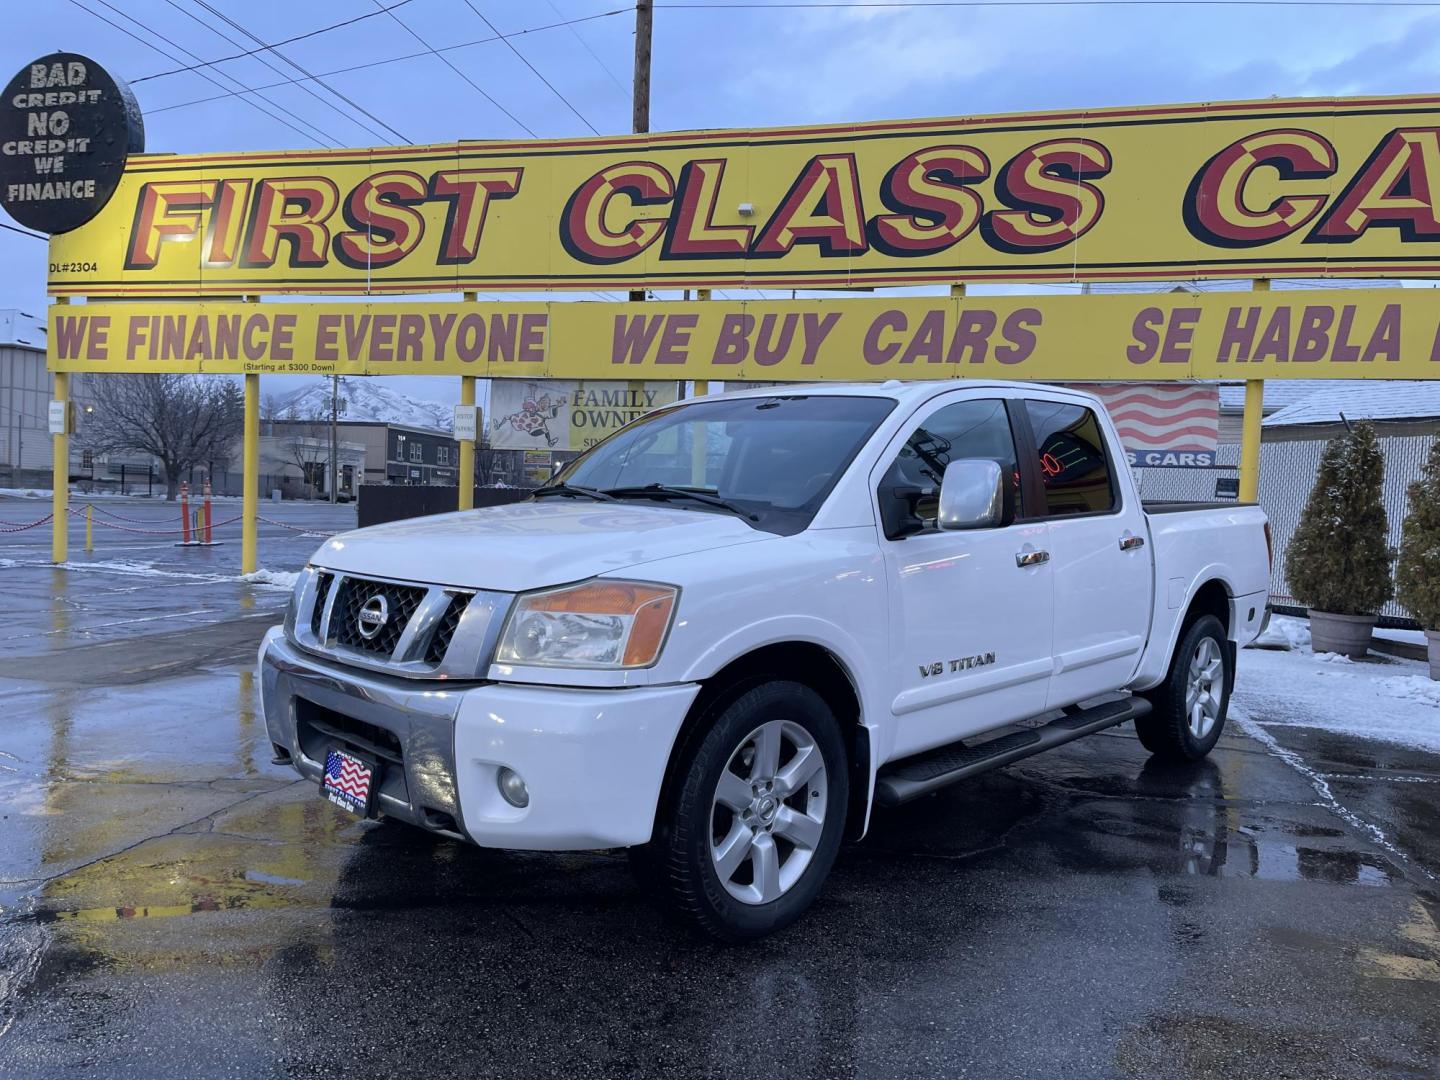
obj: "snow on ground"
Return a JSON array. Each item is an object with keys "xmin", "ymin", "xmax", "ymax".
[
  {"xmin": 1237, "ymin": 616, "xmax": 1440, "ymax": 753},
  {"xmin": 241, "ymin": 569, "xmax": 299, "ymax": 590}
]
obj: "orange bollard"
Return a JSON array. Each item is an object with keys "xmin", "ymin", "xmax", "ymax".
[
  {"xmin": 180, "ymin": 481, "xmax": 191, "ymax": 544},
  {"xmin": 202, "ymin": 479, "xmax": 213, "ymax": 544}
]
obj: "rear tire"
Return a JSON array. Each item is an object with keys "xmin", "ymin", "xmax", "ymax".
[
  {"xmin": 1136, "ymin": 614, "xmax": 1231, "ymax": 762},
  {"xmin": 638, "ymin": 680, "xmax": 848, "ymax": 942}
]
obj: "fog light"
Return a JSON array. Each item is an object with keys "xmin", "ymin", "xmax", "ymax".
[{"xmin": 497, "ymin": 767, "xmax": 529, "ymax": 808}]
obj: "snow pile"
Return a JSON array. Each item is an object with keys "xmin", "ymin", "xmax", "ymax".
[
  {"xmin": 275, "ymin": 377, "xmax": 453, "ymax": 431},
  {"xmin": 1235, "ymin": 644, "xmax": 1440, "ymax": 753},
  {"xmin": 241, "ymin": 569, "xmax": 299, "ymax": 590},
  {"xmin": 1249, "ymin": 614, "xmax": 1311, "ymax": 651},
  {"xmin": 0, "ymin": 488, "xmax": 50, "ymax": 499},
  {"xmin": 1376, "ymin": 675, "xmax": 1440, "ymax": 707},
  {"xmin": 0, "ymin": 559, "xmax": 17, "ymax": 569},
  {"xmin": 1315, "ymin": 652, "xmax": 1356, "ymax": 665}
]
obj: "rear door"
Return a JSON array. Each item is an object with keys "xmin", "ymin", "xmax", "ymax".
[
  {"xmin": 874, "ymin": 392, "xmax": 1055, "ymax": 759},
  {"xmin": 1019, "ymin": 395, "xmax": 1152, "ymax": 708}
]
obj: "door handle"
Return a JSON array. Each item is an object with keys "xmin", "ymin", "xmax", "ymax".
[
  {"xmin": 1119, "ymin": 535, "xmax": 1145, "ymax": 551},
  {"xmin": 1016, "ymin": 550, "xmax": 1050, "ymax": 567}
]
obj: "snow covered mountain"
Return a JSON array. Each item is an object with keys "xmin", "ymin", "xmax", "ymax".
[{"xmin": 273, "ymin": 377, "xmax": 454, "ymax": 432}]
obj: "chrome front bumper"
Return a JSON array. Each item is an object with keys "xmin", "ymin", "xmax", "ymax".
[{"xmin": 259, "ymin": 627, "xmax": 472, "ymax": 839}]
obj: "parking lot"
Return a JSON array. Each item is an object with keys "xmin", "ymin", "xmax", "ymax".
[{"xmin": 1, "ymin": 496, "xmax": 1438, "ymax": 1079}]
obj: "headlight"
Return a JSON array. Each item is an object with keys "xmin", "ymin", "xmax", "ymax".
[{"xmin": 497, "ymin": 580, "xmax": 679, "ymax": 669}]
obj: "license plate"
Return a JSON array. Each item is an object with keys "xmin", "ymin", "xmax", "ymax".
[{"xmin": 321, "ymin": 747, "xmax": 375, "ymax": 817}]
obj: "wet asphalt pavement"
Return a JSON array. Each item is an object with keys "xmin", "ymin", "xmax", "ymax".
[{"xmin": 2, "ymin": 496, "xmax": 1439, "ymax": 1078}]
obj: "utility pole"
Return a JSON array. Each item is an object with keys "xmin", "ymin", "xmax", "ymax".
[
  {"xmin": 630, "ymin": 0, "xmax": 652, "ymax": 304},
  {"xmin": 329, "ymin": 374, "xmax": 339, "ymax": 504}
]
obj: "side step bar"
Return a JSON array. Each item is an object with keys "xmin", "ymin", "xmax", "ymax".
[{"xmin": 874, "ymin": 695, "xmax": 1152, "ymax": 807}]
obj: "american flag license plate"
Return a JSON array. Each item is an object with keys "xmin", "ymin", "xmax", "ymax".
[{"xmin": 322, "ymin": 748, "xmax": 375, "ymax": 816}]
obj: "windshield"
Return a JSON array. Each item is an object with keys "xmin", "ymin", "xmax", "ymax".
[{"xmin": 550, "ymin": 394, "xmax": 896, "ymax": 535}]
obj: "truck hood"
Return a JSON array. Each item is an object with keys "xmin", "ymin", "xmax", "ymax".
[{"xmin": 311, "ymin": 500, "xmax": 770, "ymax": 592}]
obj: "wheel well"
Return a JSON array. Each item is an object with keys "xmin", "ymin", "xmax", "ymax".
[
  {"xmin": 1185, "ymin": 579, "xmax": 1231, "ymax": 637},
  {"xmin": 659, "ymin": 643, "xmax": 871, "ymax": 843},
  {"xmin": 1182, "ymin": 579, "xmax": 1236, "ymax": 693}
]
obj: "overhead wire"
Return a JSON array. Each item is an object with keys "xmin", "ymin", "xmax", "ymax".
[
  {"xmin": 134, "ymin": 0, "xmax": 419, "ymax": 82},
  {"xmin": 0, "ymin": 222, "xmax": 46, "ymax": 241},
  {"xmin": 144, "ymin": 11, "xmax": 629, "ymax": 120},
  {"xmin": 458, "ymin": 1, "xmax": 602, "ymax": 134},
  {"xmin": 162, "ymin": 0, "xmax": 385, "ymax": 144},
  {"xmin": 545, "ymin": 0, "xmax": 630, "ymax": 98},
  {"xmin": 67, "ymin": 0, "xmax": 335, "ymax": 145},
  {"xmin": 371, "ymin": 0, "xmax": 537, "ymax": 137},
  {"xmin": 188, "ymin": 0, "xmax": 411, "ymax": 144}
]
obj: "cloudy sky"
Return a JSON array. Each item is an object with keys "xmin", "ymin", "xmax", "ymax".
[{"xmin": 2, "ymin": 0, "xmax": 1436, "ymax": 402}]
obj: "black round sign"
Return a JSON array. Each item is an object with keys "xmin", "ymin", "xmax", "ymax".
[{"xmin": 0, "ymin": 52, "xmax": 144, "ymax": 234}]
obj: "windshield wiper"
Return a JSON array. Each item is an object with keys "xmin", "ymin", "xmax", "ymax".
[
  {"xmin": 531, "ymin": 481, "xmax": 617, "ymax": 502},
  {"xmin": 606, "ymin": 484, "xmax": 759, "ymax": 522}
]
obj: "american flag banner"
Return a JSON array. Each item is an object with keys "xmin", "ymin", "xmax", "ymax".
[
  {"xmin": 324, "ymin": 749, "xmax": 373, "ymax": 815},
  {"xmin": 1067, "ymin": 383, "xmax": 1220, "ymax": 469}
]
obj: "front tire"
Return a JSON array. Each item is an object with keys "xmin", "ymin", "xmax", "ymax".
[
  {"xmin": 641, "ymin": 681, "xmax": 848, "ymax": 942},
  {"xmin": 1136, "ymin": 614, "xmax": 1231, "ymax": 761}
]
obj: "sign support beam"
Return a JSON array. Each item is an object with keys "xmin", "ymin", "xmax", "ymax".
[
  {"xmin": 458, "ymin": 377, "xmax": 476, "ymax": 509},
  {"xmin": 1238, "ymin": 279, "xmax": 1269, "ymax": 504},
  {"xmin": 242, "ymin": 300, "xmax": 259, "ymax": 573},
  {"xmin": 51, "ymin": 369, "xmax": 68, "ymax": 564}
]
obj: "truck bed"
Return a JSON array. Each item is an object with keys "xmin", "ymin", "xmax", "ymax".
[{"xmin": 1143, "ymin": 500, "xmax": 1257, "ymax": 514}]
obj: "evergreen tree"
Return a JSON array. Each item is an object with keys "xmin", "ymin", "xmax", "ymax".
[
  {"xmin": 1396, "ymin": 437, "xmax": 1440, "ymax": 630},
  {"xmin": 1285, "ymin": 420, "xmax": 1393, "ymax": 617}
]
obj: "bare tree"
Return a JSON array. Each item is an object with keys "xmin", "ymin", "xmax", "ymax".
[{"xmin": 83, "ymin": 374, "xmax": 243, "ymax": 500}]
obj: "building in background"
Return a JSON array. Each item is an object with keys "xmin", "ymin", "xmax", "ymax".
[{"xmin": 258, "ymin": 418, "xmax": 459, "ymax": 492}]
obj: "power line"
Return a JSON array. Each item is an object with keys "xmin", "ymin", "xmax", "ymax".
[
  {"xmin": 67, "ymin": 0, "xmax": 333, "ymax": 146},
  {"xmin": 546, "ymin": 0, "xmax": 629, "ymax": 98},
  {"xmin": 189, "ymin": 0, "xmax": 411, "ymax": 144},
  {"xmin": 459, "ymin": 1, "xmax": 602, "ymax": 134},
  {"xmin": 160, "ymin": 0, "xmax": 352, "ymax": 145},
  {"xmin": 0, "ymin": 222, "xmax": 46, "ymax": 241},
  {"xmin": 134, "ymin": 0, "xmax": 419, "ymax": 82},
  {"xmin": 371, "ymin": 0, "xmax": 537, "ymax": 137},
  {"xmin": 145, "ymin": 11, "xmax": 630, "ymax": 120}
]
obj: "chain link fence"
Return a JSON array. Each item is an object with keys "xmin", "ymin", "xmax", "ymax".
[{"xmin": 1135, "ymin": 434, "xmax": 1436, "ymax": 625}]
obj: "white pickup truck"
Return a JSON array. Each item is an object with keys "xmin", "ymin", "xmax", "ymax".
[{"xmin": 260, "ymin": 380, "xmax": 1270, "ymax": 940}]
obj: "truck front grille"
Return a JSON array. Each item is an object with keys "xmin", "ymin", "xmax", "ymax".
[
  {"xmin": 295, "ymin": 567, "xmax": 501, "ymax": 679},
  {"xmin": 331, "ymin": 577, "xmax": 426, "ymax": 656},
  {"xmin": 425, "ymin": 592, "xmax": 472, "ymax": 665},
  {"xmin": 310, "ymin": 571, "xmax": 334, "ymax": 637}
]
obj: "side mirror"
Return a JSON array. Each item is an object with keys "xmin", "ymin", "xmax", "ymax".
[{"xmin": 938, "ymin": 459, "xmax": 1011, "ymax": 530}]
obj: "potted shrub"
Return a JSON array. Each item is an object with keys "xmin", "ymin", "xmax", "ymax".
[
  {"xmin": 1396, "ymin": 437, "xmax": 1440, "ymax": 679},
  {"xmin": 1286, "ymin": 420, "xmax": 1394, "ymax": 659}
]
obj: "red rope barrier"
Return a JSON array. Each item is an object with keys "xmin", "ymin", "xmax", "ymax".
[{"xmin": 0, "ymin": 513, "xmax": 53, "ymax": 533}]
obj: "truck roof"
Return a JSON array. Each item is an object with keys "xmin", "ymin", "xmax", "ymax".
[{"xmin": 703, "ymin": 379, "xmax": 1098, "ymax": 406}]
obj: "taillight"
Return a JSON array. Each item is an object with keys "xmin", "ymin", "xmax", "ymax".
[{"xmin": 1263, "ymin": 521, "xmax": 1273, "ymax": 570}]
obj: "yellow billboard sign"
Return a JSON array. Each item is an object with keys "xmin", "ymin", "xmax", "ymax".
[
  {"xmin": 45, "ymin": 94, "xmax": 1440, "ymax": 297},
  {"xmin": 49, "ymin": 291, "xmax": 1440, "ymax": 381}
]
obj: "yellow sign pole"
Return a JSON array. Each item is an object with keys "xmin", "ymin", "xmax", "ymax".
[
  {"xmin": 1238, "ymin": 279, "xmax": 1269, "ymax": 504},
  {"xmin": 242, "ymin": 300, "xmax": 260, "ymax": 574},
  {"xmin": 51, "ymin": 368, "xmax": 68, "ymax": 564},
  {"xmin": 458, "ymin": 291, "xmax": 478, "ymax": 510},
  {"xmin": 85, "ymin": 503, "xmax": 92, "ymax": 553}
]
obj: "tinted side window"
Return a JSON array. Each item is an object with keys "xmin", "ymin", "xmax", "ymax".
[
  {"xmin": 1024, "ymin": 400, "xmax": 1115, "ymax": 516},
  {"xmin": 883, "ymin": 399, "xmax": 1020, "ymax": 528}
]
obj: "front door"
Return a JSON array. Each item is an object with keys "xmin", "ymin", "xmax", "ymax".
[
  {"xmin": 1020, "ymin": 397, "xmax": 1152, "ymax": 707},
  {"xmin": 875, "ymin": 394, "xmax": 1055, "ymax": 760}
]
